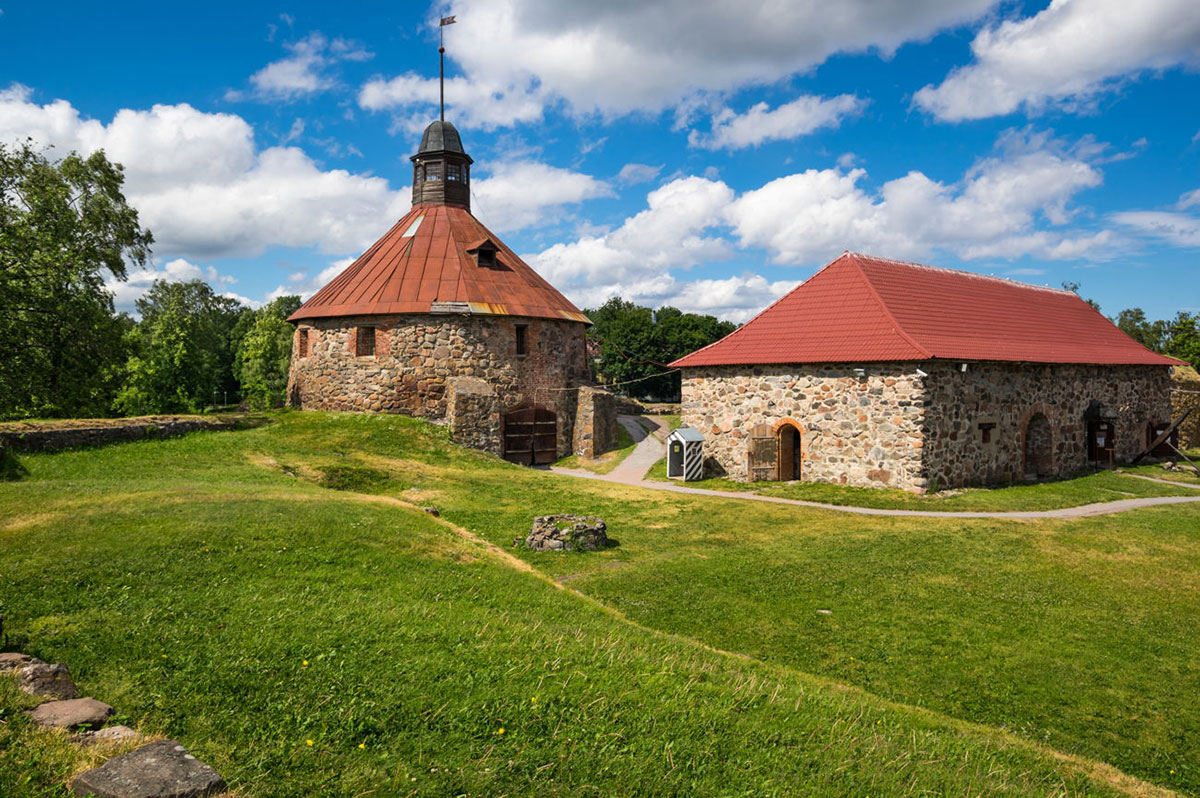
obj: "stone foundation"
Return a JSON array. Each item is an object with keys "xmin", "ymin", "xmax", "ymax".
[{"xmin": 681, "ymin": 361, "xmax": 1173, "ymax": 492}]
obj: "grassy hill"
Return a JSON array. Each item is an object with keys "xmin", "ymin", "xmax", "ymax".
[{"xmin": 1, "ymin": 412, "xmax": 1195, "ymax": 796}]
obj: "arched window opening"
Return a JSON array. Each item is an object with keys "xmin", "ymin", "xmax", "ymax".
[{"xmin": 1024, "ymin": 413, "xmax": 1053, "ymax": 479}]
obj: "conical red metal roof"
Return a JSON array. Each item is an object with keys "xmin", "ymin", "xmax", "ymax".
[
  {"xmin": 289, "ymin": 203, "xmax": 589, "ymax": 324},
  {"xmin": 673, "ymin": 252, "xmax": 1183, "ymax": 367}
]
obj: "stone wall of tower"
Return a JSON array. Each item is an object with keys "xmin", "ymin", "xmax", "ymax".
[{"xmin": 286, "ymin": 313, "xmax": 591, "ymax": 457}]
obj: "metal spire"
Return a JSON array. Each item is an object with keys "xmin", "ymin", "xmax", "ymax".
[{"xmin": 438, "ymin": 15, "xmax": 456, "ymax": 123}]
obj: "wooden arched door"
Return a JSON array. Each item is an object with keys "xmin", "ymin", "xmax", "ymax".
[{"xmin": 503, "ymin": 407, "xmax": 558, "ymax": 465}]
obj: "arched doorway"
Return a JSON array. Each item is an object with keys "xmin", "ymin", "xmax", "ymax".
[
  {"xmin": 777, "ymin": 423, "xmax": 802, "ymax": 481},
  {"xmin": 503, "ymin": 406, "xmax": 558, "ymax": 465},
  {"xmin": 1024, "ymin": 413, "xmax": 1053, "ymax": 479}
]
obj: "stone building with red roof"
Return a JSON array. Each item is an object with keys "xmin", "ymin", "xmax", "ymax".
[
  {"xmin": 286, "ymin": 120, "xmax": 613, "ymax": 463},
  {"xmin": 671, "ymin": 252, "xmax": 1181, "ymax": 492}
]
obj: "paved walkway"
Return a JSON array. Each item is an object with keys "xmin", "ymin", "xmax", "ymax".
[{"xmin": 550, "ymin": 418, "xmax": 1200, "ymax": 520}]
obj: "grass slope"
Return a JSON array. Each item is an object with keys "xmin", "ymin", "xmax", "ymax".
[{"xmin": 0, "ymin": 413, "xmax": 1188, "ymax": 796}]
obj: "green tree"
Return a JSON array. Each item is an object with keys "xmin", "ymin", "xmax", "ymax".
[
  {"xmin": 586, "ymin": 298, "xmax": 736, "ymax": 401},
  {"xmin": 1164, "ymin": 312, "xmax": 1200, "ymax": 367},
  {"xmin": 236, "ymin": 296, "xmax": 301, "ymax": 410},
  {"xmin": 116, "ymin": 280, "xmax": 245, "ymax": 415},
  {"xmin": 1113, "ymin": 308, "xmax": 1168, "ymax": 353},
  {"xmin": 0, "ymin": 141, "xmax": 152, "ymax": 418}
]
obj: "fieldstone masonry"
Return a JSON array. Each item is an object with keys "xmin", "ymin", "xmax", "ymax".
[
  {"xmin": 682, "ymin": 361, "xmax": 1172, "ymax": 492},
  {"xmin": 446, "ymin": 377, "xmax": 501, "ymax": 455},
  {"xmin": 683, "ymin": 364, "xmax": 926, "ymax": 489},
  {"xmin": 288, "ymin": 313, "xmax": 596, "ymax": 459},
  {"xmin": 573, "ymin": 386, "xmax": 617, "ymax": 459}
]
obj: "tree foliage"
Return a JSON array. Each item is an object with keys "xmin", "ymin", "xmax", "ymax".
[
  {"xmin": 115, "ymin": 280, "xmax": 244, "ymax": 415},
  {"xmin": 0, "ymin": 141, "xmax": 151, "ymax": 418},
  {"xmin": 585, "ymin": 298, "xmax": 737, "ymax": 401},
  {"xmin": 236, "ymin": 296, "xmax": 301, "ymax": 410}
]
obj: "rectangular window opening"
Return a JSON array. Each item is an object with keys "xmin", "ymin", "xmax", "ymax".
[
  {"xmin": 357, "ymin": 326, "xmax": 376, "ymax": 357},
  {"xmin": 515, "ymin": 324, "xmax": 528, "ymax": 356},
  {"xmin": 298, "ymin": 329, "xmax": 310, "ymax": 358}
]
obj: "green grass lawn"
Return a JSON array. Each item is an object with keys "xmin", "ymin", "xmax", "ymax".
[
  {"xmin": 1122, "ymin": 452, "xmax": 1200, "ymax": 486},
  {"xmin": 645, "ymin": 456, "xmax": 1198, "ymax": 511},
  {"xmin": 1, "ymin": 413, "xmax": 1195, "ymax": 796}
]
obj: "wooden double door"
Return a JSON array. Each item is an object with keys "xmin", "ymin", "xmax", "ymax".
[{"xmin": 503, "ymin": 407, "xmax": 558, "ymax": 465}]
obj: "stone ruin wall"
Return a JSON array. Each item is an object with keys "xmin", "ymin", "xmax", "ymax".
[
  {"xmin": 1172, "ymin": 378, "xmax": 1200, "ymax": 449},
  {"xmin": 286, "ymin": 313, "xmax": 591, "ymax": 457},
  {"xmin": 921, "ymin": 361, "xmax": 1175, "ymax": 489},
  {"xmin": 680, "ymin": 364, "xmax": 928, "ymax": 491}
]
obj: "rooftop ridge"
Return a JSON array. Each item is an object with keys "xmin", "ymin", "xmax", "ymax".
[{"xmin": 846, "ymin": 251, "xmax": 1077, "ymax": 296}]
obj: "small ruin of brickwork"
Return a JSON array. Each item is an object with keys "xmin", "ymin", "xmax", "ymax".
[
  {"xmin": 681, "ymin": 361, "xmax": 1172, "ymax": 492},
  {"xmin": 286, "ymin": 313, "xmax": 612, "ymax": 460}
]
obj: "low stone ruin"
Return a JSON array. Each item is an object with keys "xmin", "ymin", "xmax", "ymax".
[
  {"xmin": 2, "ymin": 650, "xmax": 226, "ymax": 797},
  {"xmin": 521, "ymin": 515, "xmax": 609, "ymax": 551}
]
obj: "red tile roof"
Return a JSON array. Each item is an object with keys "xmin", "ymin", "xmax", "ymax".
[
  {"xmin": 672, "ymin": 252, "xmax": 1182, "ymax": 368},
  {"xmin": 289, "ymin": 203, "xmax": 589, "ymax": 324}
]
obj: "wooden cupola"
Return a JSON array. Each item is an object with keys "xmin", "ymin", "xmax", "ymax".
[{"xmin": 411, "ymin": 120, "xmax": 473, "ymax": 209}]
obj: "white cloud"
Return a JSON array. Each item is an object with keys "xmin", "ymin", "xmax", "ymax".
[
  {"xmin": 106, "ymin": 258, "xmax": 243, "ymax": 314},
  {"xmin": 1112, "ymin": 210, "xmax": 1200, "ymax": 247},
  {"xmin": 472, "ymin": 161, "xmax": 613, "ymax": 232},
  {"xmin": 528, "ymin": 129, "xmax": 1118, "ymax": 321},
  {"xmin": 440, "ymin": 0, "xmax": 997, "ymax": 116},
  {"xmin": 0, "ymin": 85, "xmax": 607, "ymax": 261},
  {"xmin": 727, "ymin": 132, "xmax": 1108, "ymax": 263},
  {"xmin": 358, "ymin": 73, "xmax": 546, "ymax": 131},
  {"xmin": 268, "ymin": 258, "xmax": 355, "ymax": 302},
  {"xmin": 361, "ymin": 0, "xmax": 997, "ymax": 134},
  {"xmin": 530, "ymin": 176, "xmax": 735, "ymax": 291},
  {"xmin": 233, "ymin": 32, "xmax": 373, "ymax": 101},
  {"xmin": 915, "ymin": 0, "xmax": 1200, "ymax": 121},
  {"xmin": 1178, "ymin": 188, "xmax": 1200, "ymax": 210},
  {"xmin": 689, "ymin": 94, "xmax": 866, "ymax": 150},
  {"xmin": 617, "ymin": 163, "xmax": 663, "ymax": 185}
]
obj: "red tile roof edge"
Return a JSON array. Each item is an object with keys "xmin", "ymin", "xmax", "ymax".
[{"xmin": 672, "ymin": 250, "xmax": 1185, "ymax": 369}]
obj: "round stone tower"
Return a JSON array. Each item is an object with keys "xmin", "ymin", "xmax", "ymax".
[{"xmin": 285, "ymin": 121, "xmax": 609, "ymax": 464}]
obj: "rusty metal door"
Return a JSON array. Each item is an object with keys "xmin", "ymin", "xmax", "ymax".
[{"xmin": 503, "ymin": 407, "xmax": 558, "ymax": 465}]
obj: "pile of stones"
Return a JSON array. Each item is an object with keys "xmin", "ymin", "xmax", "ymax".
[
  {"xmin": 521, "ymin": 514, "xmax": 609, "ymax": 551},
  {"xmin": 0, "ymin": 652, "xmax": 226, "ymax": 797}
]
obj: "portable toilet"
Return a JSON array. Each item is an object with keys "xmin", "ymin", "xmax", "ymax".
[{"xmin": 666, "ymin": 427, "xmax": 705, "ymax": 481}]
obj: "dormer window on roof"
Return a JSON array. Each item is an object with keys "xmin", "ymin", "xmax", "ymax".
[{"xmin": 467, "ymin": 239, "xmax": 500, "ymax": 269}]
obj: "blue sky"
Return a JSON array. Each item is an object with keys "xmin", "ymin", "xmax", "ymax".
[{"xmin": 2, "ymin": 0, "xmax": 1198, "ymax": 322}]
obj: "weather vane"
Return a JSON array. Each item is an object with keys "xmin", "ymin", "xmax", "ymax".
[{"xmin": 438, "ymin": 15, "xmax": 456, "ymax": 123}]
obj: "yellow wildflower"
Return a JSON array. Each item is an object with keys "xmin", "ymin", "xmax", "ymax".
[
  {"xmin": 306, "ymin": 739, "xmax": 314, "ymax": 746},
  {"xmin": 497, "ymin": 727, "xmax": 506, "ymax": 735},
  {"xmin": 358, "ymin": 743, "xmax": 366, "ymax": 749}
]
